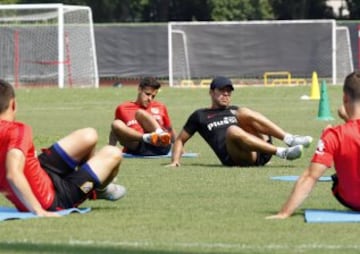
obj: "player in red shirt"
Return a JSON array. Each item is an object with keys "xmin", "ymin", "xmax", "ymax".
[
  {"xmin": 109, "ymin": 77, "xmax": 175, "ymax": 155},
  {"xmin": 0, "ymin": 79, "xmax": 126, "ymax": 217},
  {"xmin": 268, "ymin": 71, "xmax": 360, "ymax": 219}
]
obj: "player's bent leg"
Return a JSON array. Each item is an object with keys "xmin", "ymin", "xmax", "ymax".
[
  {"xmin": 236, "ymin": 107, "xmax": 286, "ymax": 140},
  {"xmin": 225, "ymin": 126, "xmax": 261, "ymax": 165},
  {"xmin": 57, "ymin": 127, "xmax": 98, "ymax": 162},
  {"xmin": 227, "ymin": 125, "xmax": 277, "ymax": 153},
  {"xmin": 111, "ymin": 119, "xmax": 143, "ymax": 145},
  {"xmin": 86, "ymin": 145, "xmax": 122, "ymax": 185},
  {"xmin": 135, "ymin": 109, "xmax": 160, "ymax": 132},
  {"xmin": 85, "ymin": 145, "xmax": 126, "ymax": 202}
]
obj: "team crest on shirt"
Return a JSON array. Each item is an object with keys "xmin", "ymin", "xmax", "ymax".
[
  {"xmin": 151, "ymin": 107, "xmax": 160, "ymax": 114},
  {"xmin": 315, "ymin": 139, "xmax": 325, "ymax": 155},
  {"xmin": 80, "ymin": 181, "xmax": 94, "ymax": 194}
]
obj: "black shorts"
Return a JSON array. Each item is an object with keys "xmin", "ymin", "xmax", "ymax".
[
  {"xmin": 331, "ymin": 174, "xmax": 360, "ymax": 211},
  {"xmin": 221, "ymin": 136, "xmax": 273, "ymax": 167},
  {"xmin": 38, "ymin": 143, "xmax": 100, "ymax": 210},
  {"xmin": 125, "ymin": 140, "xmax": 171, "ymax": 156}
]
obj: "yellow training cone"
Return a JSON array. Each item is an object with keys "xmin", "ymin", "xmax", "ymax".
[{"xmin": 310, "ymin": 71, "xmax": 320, "ymax": 100}]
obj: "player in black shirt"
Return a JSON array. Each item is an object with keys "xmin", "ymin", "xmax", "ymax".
[{"xmin": 169, "ymin": 76, "xmax": 313, "ymax": 167}]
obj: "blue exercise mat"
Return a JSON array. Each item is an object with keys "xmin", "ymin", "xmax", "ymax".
[
  {"xmin": 270, "ymin": 175, "xmax": 332, "ymax": 182},
  {"xmin": 122, "ymin": 152, "xmax": 198, "ymax": 159},
  {"xmin": 0, "ymin": 206, "xmax": 91, "ymax": 221},
  {"xmin": 305, "ymin": 209, "xmax": 360, "ymax": 223}
]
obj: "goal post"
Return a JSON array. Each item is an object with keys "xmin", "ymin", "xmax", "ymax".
[
  {"xmin": 0, "ymin": 4, "xmax": 99, "ymax": 88},
  {"xmin": 168, "ymin": 20, "xmax": 352, "ymax": 87},
  {"xmin": 336, "ymin": 26, "xmax": 354, "ymax": 84}
]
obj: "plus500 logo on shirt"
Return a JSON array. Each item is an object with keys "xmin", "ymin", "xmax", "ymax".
[{"xmin": 207, "ymin": 116, "xmax": 237, "ymax": 131}]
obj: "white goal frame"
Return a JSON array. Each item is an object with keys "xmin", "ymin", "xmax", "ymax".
[
  {"xmin": 336, "ymin": 26, "xmax": 354, "ymax": 84},
  {"xmin": 168, "ymin": 20, "xmax": 352, "ymax": 87},
  {"xmin": 0, "ymin": 3, "xmax": 99, "ymax": 88}
]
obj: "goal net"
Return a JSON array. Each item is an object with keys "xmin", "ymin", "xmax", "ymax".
[
  {"xmin": 169, "ymin": 20, "xmax": 353, "ymax": 86},
  {"xmin": 0, "ymin": 4, "xmax": 98, "ymax": 88},
  {"xmin": 336, "ymin": 26, "xmax": 354, "ymax": 84}
]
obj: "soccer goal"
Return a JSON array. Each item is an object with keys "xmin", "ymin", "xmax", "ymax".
[
  {"xmin": 0, "ymin": 4, "xmax": 99, "ymax": 88},
  {"xmin": 336, "ymin": 26, "xmax": 354, "ymax": 84},
  {"xmin": 168, "ymin": 20, "xmax": 353, "ymax": 87}
]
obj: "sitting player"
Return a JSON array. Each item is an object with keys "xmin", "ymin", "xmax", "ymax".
[
  {"xmin": 168, "ymin": 76, "xmax": 313, "ymax": 167},
  {"xmin": 0, "ymin": 79, "xmax": 125, "ymax": 217},
  {"xmin": 109, "ymin": 77, "xmax": 176, "ymax": 156},
  {"xmin": 267, "ymin": 71, "xmax": 360, "ymax": 219}
]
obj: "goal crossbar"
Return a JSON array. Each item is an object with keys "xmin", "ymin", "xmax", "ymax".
[
  {"xmin": 168, "ymin": 20, "xmax": 353, "ymax": 87},
  {"xmin": 0, "ymin": 3, "xmax": 99, "ymax": 88}
]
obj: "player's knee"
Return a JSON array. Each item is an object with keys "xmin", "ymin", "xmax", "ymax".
[
  {"xmin": 111, "ymin": 119, "xmax": 125, "ymax": 131},
  {"xmin": 226, "ymin": 125, "xmax": 246, "ymax": 139},
  {"xmin": 80, "ymin": 127, "xmax": 98, "ymax": 146},
  {"xmin": 103, "ymin": 145, "xmax": 123, "ymax": 162},
  {"xmin": 135, "ymin": 109, "xmax": 149, "ymax": 120},
  {"xmin": 237, "ymin": 107, "xmax": 255, "ymax": 121}
]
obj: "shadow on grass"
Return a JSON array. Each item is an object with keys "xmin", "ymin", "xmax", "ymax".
[
  {"xmin": 261, "ymin": 209, "xmax": 305, "ymax": 218},
  {"xmin": 161, "ymin": 162, "xmax": 299, "ymax": 169},
  {"xmin": 181, "ymin": 163, "xmax": 224, "ymax": 168},
  {"xmin": 0, "ymin": 242, "xmax": 199, "ymax": 254},
  {"xmin": 159, "ymin": 162, "xmax": 224, "ymax": 168}
]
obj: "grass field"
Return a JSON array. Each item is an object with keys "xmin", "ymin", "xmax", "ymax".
[{"xmin": 1, "ymin": 85, "xmax": 359, "ymax": 254}]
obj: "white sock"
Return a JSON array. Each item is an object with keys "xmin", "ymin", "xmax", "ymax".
[
  {"xmin": 142, "ymin": 133, "xmax": 151, "ymax": 143},
  {"xmin": 275, "ymin": 147, "xmax": 287, "ymax": 159},
  {"xmin": 155, "ymin": 128, "xmax": 163, "ymax": 134},
  {"xmin": 283, "ymin": 133, "xmax": 293, "ymax": 146}
]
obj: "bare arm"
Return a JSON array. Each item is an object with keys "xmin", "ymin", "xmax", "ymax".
[
  {"xmin": 167, "ymin": 129, "xmax": 192, "ymax": 167},
  {"xmin": 6, "ymin": 149, "xmax": 59, "ymax": 217},
  {"xmin": 169, "ymin": 127, "xmax": 177, "ymax": 144},
  {"xmin": 266, "ymin": 162, "xmax": 328, "ymax": 219},
  {"xmin": 108, "ymin": 129, "xmax": 118, "ymax": 146}
]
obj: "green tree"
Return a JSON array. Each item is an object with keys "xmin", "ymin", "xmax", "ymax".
[
  {"xmin": 140, "ymin": 0, "xmax": 211, "ymax": 22},
  {"xmin": 346, "ymin": 0, "xmax": 360, "ymax": 18},
  {"xmin": 0, "ymin": 0, "xmax": 20, "ymax": 3},
  {"xmin": 210, "ymin": 0, "xmax": 273, "ymax": 21},
  {"xmin": 270, "ymin": 0, "xmax": 334, "ymax": 19},
  {"xmin": 14, "ymin": 0, "xmax": 339, "ymax": 22}
]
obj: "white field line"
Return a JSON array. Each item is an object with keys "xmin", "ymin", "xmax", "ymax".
[
  {"xmin": 21, "ymin": 102, "xmax": 115, "ymax": 111},
  {"xmin": 68, "ymin": 241, "xmax": 360, "ymax": 250},
  {"xmin": 23, "ymin": 107, "xmax": 81, "ymax": 111},
  {"xmin": 3, "ymin": 239, "xmax": 360, "ymax": 251}
]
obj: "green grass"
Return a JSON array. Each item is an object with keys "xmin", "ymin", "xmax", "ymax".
[{"xmin": 0, "ymin": 85, "xmax": 358, "ymax": 254}]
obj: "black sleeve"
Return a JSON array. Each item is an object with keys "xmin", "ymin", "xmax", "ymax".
[{"xmin": 183, "ymin": 110, "xmax": 200, "ymax": 136}]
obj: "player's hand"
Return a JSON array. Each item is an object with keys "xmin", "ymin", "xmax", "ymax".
[
  {"xmin": 165, "ymin": 162, "xmax": 180, "ymax": 167},
  {"xmin": 35, "ymin": 209, "xmax": 61, "ymax": 218},
  {"xmin": 265, "ymin": 213, "xmax": 289, "ymax": 220}
]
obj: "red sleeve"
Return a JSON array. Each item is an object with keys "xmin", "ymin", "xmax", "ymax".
[
  {"xmin": 114, "ymin": 105, "xmax": 123, "ymax": 120},
  {"xmin": 8, "ymin": 123, "xmax": 33, "ymax": 155},
  {"xmin": 311, "ymin": 128, "xmax": 338, "ymax": 167}
]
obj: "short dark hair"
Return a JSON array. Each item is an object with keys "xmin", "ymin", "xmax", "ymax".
[
  {"xmin": 343, "ymin": 71, "xmax": 360, "ymax": 101},
  {"xmin": 139, "ymin": 77, "xmax": 161, "ymax": 90},
  {"xmin": 0, "ymin": 79, "xmax": 14, "ymax": 114}
]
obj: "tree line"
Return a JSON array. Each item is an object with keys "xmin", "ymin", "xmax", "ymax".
[{"xmin": 2, "ymin": 0, "xmax": 359, "ymax": 22}]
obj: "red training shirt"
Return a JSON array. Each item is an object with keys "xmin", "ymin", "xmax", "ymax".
[
  {"xmin": 0, "ymin": 120, "xmax": 55, "ymax": 211},
  {"xmin": 114, "ymin": 101, "xmax": 172, "ymax": 133},
  {"xmin": 311, "ymin": 119, "xmax": 360, "ymax": 209}
]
